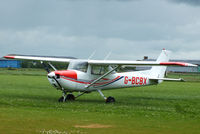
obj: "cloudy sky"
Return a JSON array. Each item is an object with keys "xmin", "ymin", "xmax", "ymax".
[{"xmin": 0, "ymin": 0, "xmax": 200, "ymax": 60}]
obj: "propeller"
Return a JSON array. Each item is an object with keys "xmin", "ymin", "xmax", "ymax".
[
  {"xmin": 40, "ymin": 61, "xmax": 50, "ymax": 73},
  {"xmin": 41, "ymin": 61, "xmax": 63, "ymax": 90},
  {"xmin": 40, "ymin": 61, "xmax": 57, "ymax": 73}
]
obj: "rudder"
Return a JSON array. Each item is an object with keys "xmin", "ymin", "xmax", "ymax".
[{"xmin": 150, "ymin": 49, "xmax": 171, "ymax": 83}]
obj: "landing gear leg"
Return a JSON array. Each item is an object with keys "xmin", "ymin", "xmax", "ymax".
[{"xmin": 97, "ymin": 89, "xmax": 115, "ymax": 103}]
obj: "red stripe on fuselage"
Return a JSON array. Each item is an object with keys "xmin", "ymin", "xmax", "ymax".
[
  {"xmin": 60, "ymin": 76, "xmax": 121, "ymax": 86},
  {"xmin": 94, "ymin": 76, "xmax": 121, "ymax": 86},
  {"xmin": 61, "ymin": 76, "xmax": 90, "ymax": 84}
]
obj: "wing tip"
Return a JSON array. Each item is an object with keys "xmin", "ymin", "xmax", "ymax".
[
  {"xmin": 4, "ymin": 55, "xmax": 15, "ymax": 59},
  {"xmin": 186, "ymin": 63, "xmax": 198, "ymax": 67},
  {"xmin": 160, "ymin": 62, "xmax": 197, "ymax": 67}
]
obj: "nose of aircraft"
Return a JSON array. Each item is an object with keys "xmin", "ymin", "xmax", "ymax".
[
  {"xmin": 47, "ymin": 70, "xmax": 77, "ymax": 80},
  {"xmin": 47, "ymin": 72, "xmax": 56, "ymax": 78},
  {"xmin": 50, "ymin": 70, "xmax": 77, "ymax": 80}
]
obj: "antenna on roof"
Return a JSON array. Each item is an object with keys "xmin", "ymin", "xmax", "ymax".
[
  {"xmin": 104, "ymin": 51, "xmax": 112, "ymax": 60},
  {"xmin": 88, "ymin": 50, "xmax": 96, "ymax": 60}
]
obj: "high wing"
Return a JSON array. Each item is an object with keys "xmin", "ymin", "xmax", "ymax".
[
  {"xmin": 3, "ymin": 54, "xmax": 76, "ymax": 63},
  {"xmin": 88, "ymin": 60, "xmax": 197, "ymax": 67},
  {"xmin": 88, "ymin": 49, "xmax": 197, "ymax": 67},
  {"xmin": 3, "ymin": 54, "xmax": 197, "ymax": 67}
]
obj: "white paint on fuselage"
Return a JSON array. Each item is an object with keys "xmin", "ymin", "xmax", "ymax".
[
  {"xmin": 47, "ymin": 62, "xmax": 159, "ymax": 92},
  {"xmin": 47, "ymin": 68, "xmax": 157, "ymax": 92}
]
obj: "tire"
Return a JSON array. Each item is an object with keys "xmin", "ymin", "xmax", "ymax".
[
  {"xmin": 58, "ymin": 96, "xmax": 66, "ymax": 102},
  {"xmin": 106, "ymin": 96, "xmax": 115, "ymax": 103},
  {"xmin": 66, "ymin": 94, "xmax": 75, "ymax": 101}
]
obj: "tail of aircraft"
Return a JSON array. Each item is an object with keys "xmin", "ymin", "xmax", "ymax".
[{"xmin": 149, "ymin": 49, "xmax": 171, "ymax": 83}]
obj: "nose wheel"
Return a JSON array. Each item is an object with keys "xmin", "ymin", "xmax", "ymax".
[
  {"xmin": 58, "ymin": 96, "xmax": 66, "ymax": 102},
  {"xmin": 58, "ymin": 90, "xmax": 75, "ymax": 102},
  {"xmin": 66, "ymin": 94, "xmax": 75, "ymax": 101}
]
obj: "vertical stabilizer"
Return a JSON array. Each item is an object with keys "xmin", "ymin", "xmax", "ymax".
[{"xmin": 150, "ymin": 49, "xmax": 171, "ymax": 83}]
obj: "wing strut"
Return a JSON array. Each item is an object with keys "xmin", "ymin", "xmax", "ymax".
[{"xmin": 85, "ymin": 66, "xmax": 119, "ymax": 89}]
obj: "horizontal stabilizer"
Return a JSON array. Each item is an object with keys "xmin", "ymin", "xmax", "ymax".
[{"xmin": 149, "ymin": 78, "xmax": 185, "ymax": 82}]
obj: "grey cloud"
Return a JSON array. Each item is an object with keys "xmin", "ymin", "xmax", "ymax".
[
  {"xmin": 0, "ymin": 0, "xmax": 195, "ymax": 41},
  {"xmin": 169, "ymin": 0, "xmax": 200, "ymax": 6},
  {"xmin": 1, "ymin": 29, "xmax": 200, "ymax": 60},
  {"xmin": 0, "ymin": 0, "xmax": 200, "ymax": 60},
  {"xmin": 61, "ymin": 0, "xmax": 137, "ymax": 1},
  {"xmin": 105, "ymin": 0, "xmax": 137, "ymax": 1}
]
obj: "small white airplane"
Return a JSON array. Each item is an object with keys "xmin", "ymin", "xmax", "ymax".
[{"xmin": 4, "ymin": 49, "xmax": 197, "ymax": 103}]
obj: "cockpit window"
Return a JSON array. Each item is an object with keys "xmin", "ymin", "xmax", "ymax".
[
  {"xmin": 68, "ymin": 60, "xmax": 88, "ymax": 72},
  {"xmin": 91, "ymin": 65, "xmax": 109, "ymax": 75}
]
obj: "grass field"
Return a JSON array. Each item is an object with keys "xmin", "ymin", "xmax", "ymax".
[{"xmin": 0, "ymin": 69, "xmax": 200, "ymax": 134}]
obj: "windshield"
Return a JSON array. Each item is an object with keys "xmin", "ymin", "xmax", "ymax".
[
  {"xmin": 68, "ymin": 60, "xmax": 88, "ymax": 72},
  {"xmin": 91, "ymin": 65, "xmax": 109, "ymax": 75}
]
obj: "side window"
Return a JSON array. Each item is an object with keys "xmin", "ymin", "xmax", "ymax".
[{"xmin": 91, "ymin": 65, "xmax": 108, "ymax": 75}]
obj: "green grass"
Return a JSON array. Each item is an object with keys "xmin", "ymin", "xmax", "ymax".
[
  {"xmin": 0, "ymin": 69, "xmax": 200, "ymax": 134},
  {"xmin": 167, "ymin": 72, "xmax": 200, "ymax": 82}
]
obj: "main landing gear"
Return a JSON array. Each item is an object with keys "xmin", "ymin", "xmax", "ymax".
[
  {"xmin": 106, "ymin": 96, "xmax": 115, "ymax": 103},
  {"xmin": 58, "ymin": 89, "xmax": 115, "ymax": 103},
  {"xmin": 97, "ymin": 89, "xmax": 115, "ymax": 103}
]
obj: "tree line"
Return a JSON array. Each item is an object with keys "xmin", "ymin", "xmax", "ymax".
[{"xmin": 21, "ymin": 61, "xmax": 68, "ymax": 70}]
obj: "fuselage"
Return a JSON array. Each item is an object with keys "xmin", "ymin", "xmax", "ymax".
[{"xmin": 47, "ymin": 60, "xmax": 157, "ymax": 92}]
